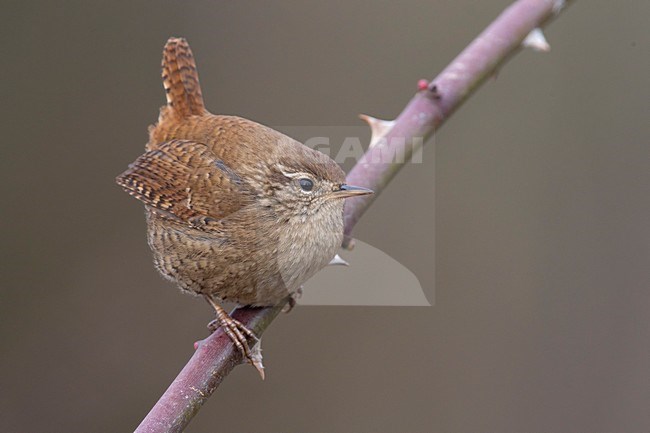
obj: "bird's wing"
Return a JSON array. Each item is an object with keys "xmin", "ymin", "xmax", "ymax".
[{"xmin": 116, "ymin": 139, "xmax": 254, "ymax": 227}]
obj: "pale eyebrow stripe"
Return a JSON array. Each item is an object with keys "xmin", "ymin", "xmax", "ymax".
[{"xmin": 277, "ymin": 165, "xmax": 313, "ymax": 179}]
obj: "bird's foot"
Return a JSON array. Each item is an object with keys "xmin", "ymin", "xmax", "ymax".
[
  {"xmin": 205, "ymin": 297, "xmax": 264, "ymax": 379},
  {"xmin": 283, "ymin": 287, "xmax": 303, "ymax": 313}
]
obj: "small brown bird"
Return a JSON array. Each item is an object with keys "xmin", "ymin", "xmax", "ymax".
[{"xmin": 116, "ymin": 37, "xmax": 372, "ymax": 375}]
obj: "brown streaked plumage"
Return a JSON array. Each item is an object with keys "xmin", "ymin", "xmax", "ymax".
[{"xmin": 116, "ymin": 37, "xmax": 372, "ymax": 376}]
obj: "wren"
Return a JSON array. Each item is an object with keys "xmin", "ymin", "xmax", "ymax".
[{"xmin": 116, "ymin": 37, "xmax": 372, "ymax": 376}]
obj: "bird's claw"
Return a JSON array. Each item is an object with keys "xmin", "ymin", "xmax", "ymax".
[
  {"xmin": 207, "ymin": 308, "xmax": 264, "ymax": 379},
  {"xmin": 282, "ymin": 287, "xmax": 303, "ymax": 313}
]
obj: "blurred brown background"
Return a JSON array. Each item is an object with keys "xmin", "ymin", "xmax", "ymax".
[{"xmin": 1, "ymin": 1, "xmax": 649, "ymax": 432}]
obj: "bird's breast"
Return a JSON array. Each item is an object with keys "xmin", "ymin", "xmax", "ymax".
[{"xmin": 274, "ymin": 203, "xmax": 344, "ymax": 291}]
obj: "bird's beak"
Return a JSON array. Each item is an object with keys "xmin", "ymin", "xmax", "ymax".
[{"xmin": 331, "ymin": 184, "xmax": 374, "ymax": 199}]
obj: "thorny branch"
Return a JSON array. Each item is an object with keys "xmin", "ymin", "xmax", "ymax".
[{"xmin": 134, "ymin": 1, "xmax": 574, "ymax": 432}]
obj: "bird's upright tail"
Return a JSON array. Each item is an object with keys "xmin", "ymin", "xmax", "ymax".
[{"xmin": 161, "ymin": 37, "xmax": 206, "ymax": 118}]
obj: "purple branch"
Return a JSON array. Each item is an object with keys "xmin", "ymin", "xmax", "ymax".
[
  {"xmin": 135, "ymin": 306, "xmax": 283, "ymax": 433},
  {"xmin": 343, "ymin": 0, "xmax": 572, "ymax": 244},
  {"xmin": 134, "ymin": 1, "xmax": 574, "ymax": 432}
]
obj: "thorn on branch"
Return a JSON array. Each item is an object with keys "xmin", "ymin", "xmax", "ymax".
[
  {"xmin": 328, "ymin": 254, "xmax": 349, "ymax": 266},
  {"xmin": 359, "ymin": 114, "xmax": 395, "ymax": 149},
  {"xmin": 523, "ymin": 28, "xmax": 550, "ymax": 52}
]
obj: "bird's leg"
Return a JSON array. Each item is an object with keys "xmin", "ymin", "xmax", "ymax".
[
  {"xmin": 283, "ymin": 286, "xmax": 303, "ymax": 313},
  {"xmin": 203, "ymin": 296, "xmax": 264, "ymax": 379}
]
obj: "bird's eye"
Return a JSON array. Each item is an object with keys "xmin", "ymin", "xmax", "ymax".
[{"xmin": 298, "ymin": 178, "xmax": 314, "ymax": 192}]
